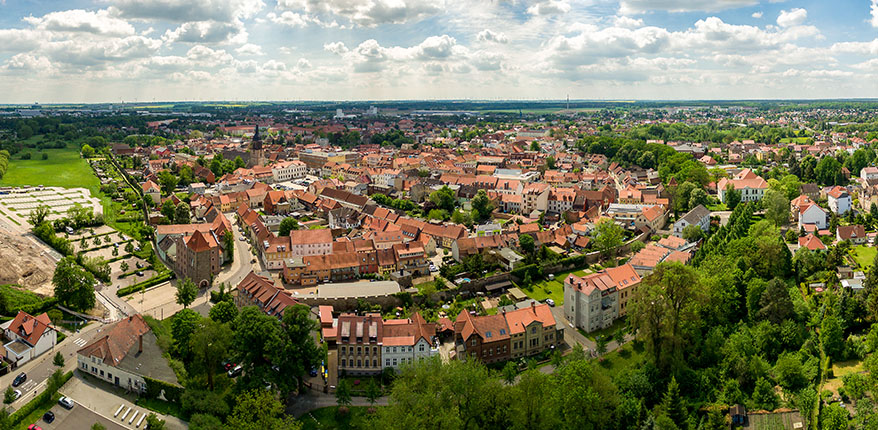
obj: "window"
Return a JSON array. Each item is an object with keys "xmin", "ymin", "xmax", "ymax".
[
  {"xmin": 341, "ymin": 359, "xmax": 346, "ymax": 367},
  {"xmin": 340, "ymin": 346, "xmax": 346, "ymax": 354},
  {"xmin": 471, "ymin": 338, "xmax": 477, "ymax": 346},
  {"xmin": 373, "ymin": 360, "xmax": 377, "ymax": 367},
  {"xmin": 357, "ymin": 346, "xmax": 362, "ymax": 354},
  {"xmin": 419, "ymin": 345, "xmax": 424, "ymax": 352},
  {"xmin": 531, "ymin": 327, "xmax": 537, "ymax": 334},
  {"xmin": 100, "ymin": 370, "xmax": 104, "ymax": 377},
  {"xmin": 357, "ymin": 360, "xmax": 361, "ymax": 367}
]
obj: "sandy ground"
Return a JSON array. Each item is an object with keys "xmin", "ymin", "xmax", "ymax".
[{"xmin": 0, "ymin": 227, "xmax": 57, "ymax": 295}]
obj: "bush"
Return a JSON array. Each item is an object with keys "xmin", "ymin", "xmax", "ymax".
[
  {"xmin": 41, "ymin": 153, "xmax": 48, "ymax": 160},
  {"xmin": 144, "ymin": 377, "xmax": 184, "ymax": 404},
  {"xmin": 117, "ymin": 272, "xmax": 174, "ymax": 297},
  {"xmin": 20, "ymin": 152, "xmax": 31, "ymax": 160}
]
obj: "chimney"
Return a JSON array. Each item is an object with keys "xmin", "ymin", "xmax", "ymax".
[{"xmin": 138, "ymin": 334, "xmax": 143, "ymax": 353}]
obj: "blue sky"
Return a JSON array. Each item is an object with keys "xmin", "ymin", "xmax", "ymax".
[{"xmin": 0, "ymin": 0, "xmax": 876, "ymax": 103}]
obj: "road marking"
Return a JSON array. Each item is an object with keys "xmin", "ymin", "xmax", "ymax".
[{"xmin": 73, "ymin": 338, "xmax": 88, "ymax": 347}]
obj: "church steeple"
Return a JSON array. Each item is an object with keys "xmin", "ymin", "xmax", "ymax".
[{"xmin": 251, "ymin": 125, "xmax": 262, "ymax": 151}]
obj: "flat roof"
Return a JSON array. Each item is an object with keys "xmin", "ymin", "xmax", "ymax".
[{"xmin": 317, "ymin": 280, "xmax": 401, "ymax": 299}]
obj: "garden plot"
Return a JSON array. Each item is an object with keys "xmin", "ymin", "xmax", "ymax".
[{"xmin": 0, "ymin": 186, "xmax": 102, "ymax": 227}]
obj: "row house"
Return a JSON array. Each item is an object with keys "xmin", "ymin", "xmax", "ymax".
[
  {"xmin": 548, "ymin": 187, "xmax": 576, "ymax": 214},
  {"xmin": 271, "ymin": 160, "xmax": 307, "ymax": 182},
  {"xmin": 522, "ymin": 182, "xmax": 550, "ymax": 215},
  {"xmin": 454, "ymin": 302, "xmax": 561, "ymax": 364},
  {"xmin": 234, "ymin": 271, "xmax": 301, "ymax": 319}
]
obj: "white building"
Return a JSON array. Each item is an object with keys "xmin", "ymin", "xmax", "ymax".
[
  {"xmin": 289, "ymin": 229, "xmax": 333, "ymax": 257},
  {"xmin": 77, "ymin": 315, "xmax": 179, "ymax": 393},
  {"xmin": 2, "ymin": 311, "xmax": 57, "ymax": 366},
  {"xmin": 564, "ymin": 264, "xmax": 641, "ymax": 333},
  {"xmin": 381, "ymin": 313, "xmax": 438, "ymax": 371},
  {"xmin": 272, "ymin": 160, "xmax": 307, "ymax": 182},
  {"xmin": 717, "ymin": 169, "xmax": 768, "ymax": 203},
  {"xmin": 798, "ymin": 203, "xmax": 828, "ymax": 230},
  {"xmin": 827, "ymin": 186, "xmax": 852, "ymax": 215}
]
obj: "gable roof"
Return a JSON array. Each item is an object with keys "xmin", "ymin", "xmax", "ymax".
[
  {"xmin": 77, "ymin": 314, "xmax": 150, "ymax": 367},
  {"xmin": 6, "ymin": 311, "xmax": 53, "ymax": 346}
]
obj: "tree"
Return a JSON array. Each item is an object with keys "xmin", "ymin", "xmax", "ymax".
[
  {"xmin": 763, "ymin": 189, "xmax": 790, "ymax": 227},
  {"xmin": 816, "ymin": 156, "xmax": 845, "ymax": 186},
  {"xmin": 629, "ymin": 240, "xmax": 645, "ymax": 254},
  {"xmin": 593, "ymin": 219, "xmax": 624, "ymax": 261},
  {"xmin": 451, "ymin": 210, "xmax": 473, "ymax": 228},
  {"xmin": 429, "ymin": 186, "xmax": 457, "ymax": 212},
  {"xmin": 157, "ymin": 170, "xmax": 178, "ymax": 195},
  {"xmin": 278, "ymin": 217, "xmax": 300, "ymax": 236},
  {"xmin": 820, "ymin": 403, "xmax": 849, "ymax": 430},
  {"xmin": 272, "ymin": 304, "xmax": 324, "ymax": 394},
  {"xmin": 530, "ymin": 141, "xmax": 540, "ymax": 152},
  {"xmin": 545, "ymin": 156, "xmax": 556, "ymax": 170},
  {"xmin": 821, "ymin": 314, "xmax": 845, "ymax": 360},
  {"xmin": 471, "ymin": 189, "xmax": 495, "ymax": 222},
  {"xmin": 171, "ymin": 308, "xmax": 201, "ymax": 360},
  {"xmin": 190, "ymin": 319, "xmax": 232, "ymax": 390},
  {"xmin": 53, "ymin": 256, "xmax": 96, "ymax": 312},
  {"xmin": 120, "ymin": 261, "xmax": 129, "ymax": 272},
  {"xmin": 519, "ymin": 234, "xmax": 536, "ymax": 259},
  {"xmin": 660, "ymin": 377, "xmax": 688, "ymax": 426},
  {"xmin": 234, "ymin": 156, "xmax": 246, "ymax": 169},
  {"xmin": 174, "ymin": 202, "xmax": 190, "ymax": 224},
  {"xmin": 91, "ymin": 423, "xmax": 107, "ymax": 430},
  {"xmin": 223, "ymin": 231, "xmax": 234, "ymax": 263},
  {"xmin": 188, "ymin": 414, "xmax": 223, "ymax": 430},
  {"xmin": 751, "ymin": 377, "xmax": 779, "ymax": 411},
  {"xmin": 725, "ymin": 184, "xmax": 742, "ymax": 209},
  {"xmin": 365, "ymin": 379, "xmax": 381, "ymax": 409},
  {"xmin": 175, "ymin": 278, "xmax": 197, "ymax": 308},
  {"xmin": 3, "ymin": 387, "xmax": 15, "ymax": 404},
  {"xmin": 161, "ymin": 200, "xmax": 175, "ymax": 221},
  {"xmin": 758, "ymin": 278, "xmax": 793, "ymax": 324},
  {"xmin": 688, "ymin": 188, "xmax": 709, "ymax": 211},
  {"xmin": 125, "ymin": 242, "xmax": 134, "ymax": 253},
  {"xmin": 209, "ymin": 300, "xmax": 238, "ymax": 323},
  {"xmin": 502, "ymin": 361, "xmax": 518, "ymax": 384},
  {"xmin": 682, "ymin": 224, "xmax": 704, "ymax": 242},
  {"xmin": 53, "ymin": 351, "xmax": 64, "ymax": 367},
  {"xmin": 232, "ymin": 307, "xmax": 284, "ymax": 391},
  {"xmin": 629, "ymin": 262, "xmax": 704, "ymax": 370},
  {"xmin": 28, "ymin": 204, "xmax": 50, "ymax": 226},
  {"xmin": 81, "ymin": 144, "xmax": 95, "ymax": 158},
  {"xmin": 226, "ymin": 390, "xmax": 301, "ymax": 430},
  {"xmin": 335, "ymin": 379, "xmax": 352, "ymax": 409},
  {"xmin": 595, "ymin": 336, "xmax": 608, "ymax": 356},
  {"xmin": 675, "ymin": 181, "xmax": 698, "ymax": 213},
  {"xmin": 145, "ymin": 413, "xmax": 165, "ymax": 430}
]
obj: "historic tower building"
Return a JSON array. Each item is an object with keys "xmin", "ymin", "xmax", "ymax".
[{"xmin": 249, "ymin": 125, "xmax": 266, "ymax": 167}]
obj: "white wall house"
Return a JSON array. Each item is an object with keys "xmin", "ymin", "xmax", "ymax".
[
  {"xmin": 2, "ymin": 311, "xmax": 56, "ymax": 366},
  {"xmin": 798, "ymin": 204, "xmax": 827, "ymax": 230},
  {"xmin": 828, "ymin": 187, "xmax": 852, "ymax": 215},
  {"xmin": 673, "ymin": 205, "xmax": 711, "ymax": 237}
]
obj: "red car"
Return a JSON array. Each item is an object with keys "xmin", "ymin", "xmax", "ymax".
[{"xmin": 28, "ymin": 425, "xmax": 43, "ymax": 430}]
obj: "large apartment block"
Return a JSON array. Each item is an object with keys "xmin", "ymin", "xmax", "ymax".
[{"xmin": 564, "ymin": 264, "xmax": 641, "ymax": 333}]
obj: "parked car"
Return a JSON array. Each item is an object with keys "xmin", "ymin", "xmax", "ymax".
[
  {"xmin": 228, "ymin": 365, "xmax": 243, "ymax": 378},
  {"xmin": 546, "ymin": 298, "xmax": 555, "ymax": 307},
  {"xmin": 136, "ymin": 271, "xmax": 144, "ymax": 277},
  {"xmin": 27, "ymin": 425, "xmax": 42, "ymax": 430},
  {"xmin": 309, "ymin": 368, "xmax": 319, "ymax": 377},
  {"xmin": 11, "ymin": 389, "xmax": 21, "ymax": 401},
  {"xmin": 58, "ymin": 396, "xmax": 74, "ymax": 409},
  {"xmin": 43, "ymin": 411, "xmax": 54, "ymax": 423},
  {"xmin": 223, "ymin": 361, "xmax": 236, "ymax": 371},
  {"xmin": 12, "ymin": 372, "xmax": 26, "ymax": 387},
  {"xmin": 136, "ymin": 261, "xmax": 143, "ymax": 268}
]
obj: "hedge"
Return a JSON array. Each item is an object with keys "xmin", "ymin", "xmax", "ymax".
[
  {"xmin": 20, "ymin": 297, "xmax": 59, "ymax": 316},
  {"xmin": 9, "ymin": 371, "xmax": 73, "ymax": 426},
  {"xmin": 117, "ymin": 272, "xmax": 174, "ymax": 297},
  {"xmin": 144, "ymin": 376, "xmax": 184, "ymax": 404}
]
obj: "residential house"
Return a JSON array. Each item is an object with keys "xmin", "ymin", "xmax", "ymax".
[
  {"xmin": 717, "ymin": 169, "xmax": 768, "ymax": 203},
  {"xmin": 564, "ymin": 264, "xmax": 641, "ymax": 332},
  {"xmin": 838, "ymin": 224, "xmax": 867, "ymax": 244},
  {"xmin": 381, "ymin": 313, "xmax": 439, "ymax": 371},
  {"xmin": 453, "ymin": 311, "xmax": 511, "ymax": 364},
  {"xmin": 337, "ymin": 313, "xmax": 384, "ymax": 375},
  {"xmin": 289, "ymin": 229, "xmax": 333, "ymax": 257},
  {"xmin": 142, "ymin": 180, "xmax": 161, "ymax": 204},
  {"xmin": 505, "ymin": 303, "xmax": 563, "ymax": 359},
  {"xmin": 827, "ymin": 186, "xmax": 852, "ymax": 215},
  {"xmin": 2, "ymin": 311, "xmax": 56, "ymax": 366},
  {"xmin": 673, "ymin": 205, "xmax": 710, "ymax": 237}
]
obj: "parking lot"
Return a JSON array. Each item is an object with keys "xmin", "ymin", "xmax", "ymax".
[
  {"xmin": 0, "ymin": 186, "xmax": 102, "ymax": 228},
  {"xmin": 34, "ymin": 401, "xmax": 127, "ymax": 430}
]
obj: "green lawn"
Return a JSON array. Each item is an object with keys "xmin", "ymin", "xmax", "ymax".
[
  {"xmin": 581, "ymin": 317, "xmax": 627, "ymax": 341},
  {"xmin": 521, "ymin": 268, "xmax": 591, "ymax": 305},
  {"xmin": 597, "ymin": 341, "xmax": 646, "ymax": 379},
  {"xmin": 0, "ymin": 284, "xmax": 50, "ymax": 317},
  {"xmin": 0, "ymin": 144, "xmax": 99, "ymax": 193},
  {"xmin": 853, "ymin": 245, "xmax": 876, "ymax": 268},
  {"xmin": 301, "ymin": 406, "xmax": 372, "ymax": 430}
]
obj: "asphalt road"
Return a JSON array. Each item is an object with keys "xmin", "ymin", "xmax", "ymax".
[{"xmin": 4, "ymin": 322, "xmax": 106, "ymax": 413}]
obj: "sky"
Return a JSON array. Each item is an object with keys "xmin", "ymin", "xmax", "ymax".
[{"xmin": 0, "ymin": 0, "xmax": 877, "ymax": 103}]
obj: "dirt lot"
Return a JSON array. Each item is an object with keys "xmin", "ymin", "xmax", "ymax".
[{"xmin": 0, "ymin": 227, "xmax": 57, "ymax": 295}]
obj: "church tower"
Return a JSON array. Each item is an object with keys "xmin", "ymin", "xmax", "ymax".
[{"xmin": 249, "ymin": 125, "xmax": 265, "ymax": 167}]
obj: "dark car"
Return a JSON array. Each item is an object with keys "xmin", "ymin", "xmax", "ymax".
[
  {"xmin": 12, "ymin": 372, "xmax": 26, "ymax": 387},
  {"xmin": 309, "ymin": 368, "xmax": 319, "ymax": 377},
  {"xmin": 43, "ymin": 411, "xmax": 54, "ymax": 423}
]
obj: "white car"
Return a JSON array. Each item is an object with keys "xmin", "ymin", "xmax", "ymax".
[
  {"xmin": 58, "ymin": 396, "xmax": 74, "ymax": 409},
  {"xmin": 11, "ymin": 389, "xmax": 21, "ymax": 401}
]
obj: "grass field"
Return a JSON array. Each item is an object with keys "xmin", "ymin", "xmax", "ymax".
[
  {"xmin": 301, "ymin": 406, "xmax": 372, "ymax": 430},
  {"xmin": 853, "ymin": 245, "xmax": 876, "ymax": 268},
  {"xmin": 0, "ymin": 143, "xmax": 99, "ymax": 193},
  {"xmin": 824, "ymin": 359, "xmax": 864, "ymax": 395},
  {"xmin": 0, "ymin": 284, "xmax": 48, "ymax": 316},
  {"xmin": 521, "ymin": 268, "xmax": 590, "ymax": 305},
  {"xmin": 597, "ymin": 340, "xmax": 646, "ymax": 379}
]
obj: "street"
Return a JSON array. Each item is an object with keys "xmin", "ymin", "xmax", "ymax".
[{"xmin": 3, "ymin": 322, "xmax": 106, "ymax": 412}]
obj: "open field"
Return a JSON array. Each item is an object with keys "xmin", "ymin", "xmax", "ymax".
[
  {"xmin": 0, "ymin": 144, "xmax": 99, "ymax": 193},
  {"xmin": 853, "ymin": 245, "xmax": 876, "ymax": 268},
  {"xmin": 521, "ymin": 268, "xmax": 591, "ymax": 305}
]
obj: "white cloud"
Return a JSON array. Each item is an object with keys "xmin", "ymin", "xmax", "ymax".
[
  {"xmin": 619, "ymin": 0, "xmax": 759, "ymax": 14},
  {"xmin": 266, "ymin": 11, "xmax": 339, "ymax": 28},
  {"xmin": 872, "ymin": 0, "xmax": 878, "ymax": 28},
  {"xmin": 23, "ymin": 9, "xmax": 135, "ymax": 36},
  {"xmin": 163, "ymin": 20, "xmax": 248, "ymax": 44},
  {"xmin": 832, "ymin": 38, "xmax": 878, "ymax": 55},
  {"xmin": 109, "ymin": 0, "xmax": 264, "ymax": 23},
  {"xmin": 275, "ymin": 0, "xmax": 440, "ymax": 27},
  {"xmin": 0, "ymin": 28, "xmax": 43, "ymax": 53},
  {"xmin": 752, "ymin": 11, "xmax": 763, "ymax": 18},
  {"xmin": 526, "ymin": 0, "xmax": 571, "ymax": 16},
  {"xmin": 777, "ymin": 8, "xmax": 807, "ymax": 28},
  {"xmin": 477, "ymin": 29, "xmax": 508, "ymax": 44},
  {"xmin": 613, "ymin": 16, "xmax": 644, "ymax": 29},
  {"xmin": 236, "ymin": 43, "xmax": 264, "ymax": 56},
  {"xmin": 323, "ymin": 41, "xmax": 349, "ymax": 55}
]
